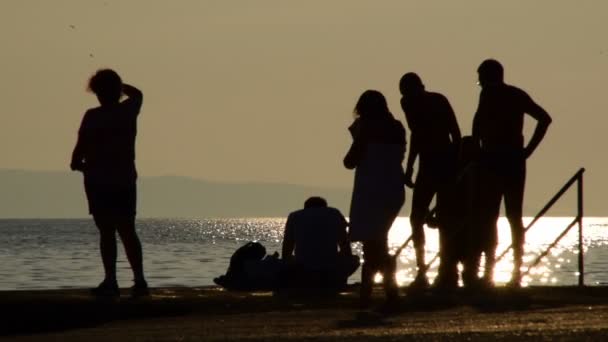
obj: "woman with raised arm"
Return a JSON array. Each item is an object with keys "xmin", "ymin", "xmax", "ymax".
[
  {"xmin": 344, "ymin": 90, "xmax": 406, "ymax": 308},
  {"xmin": 71, "ymin": 69, "xmax": 148, "ymax": 297}
]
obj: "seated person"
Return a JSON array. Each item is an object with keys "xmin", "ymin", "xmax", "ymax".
[
  {"xmin": 280, "ymin": 196, "xmax": 360, "ymax": 290},
  {"xmin": 215, "ymin": 241, "xmax": 282, "ymax": 291}
]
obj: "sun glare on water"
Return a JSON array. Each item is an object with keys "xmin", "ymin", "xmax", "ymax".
[{"xmin": 380, "ymin": 216, "xmax": 604, "ymax": 287}]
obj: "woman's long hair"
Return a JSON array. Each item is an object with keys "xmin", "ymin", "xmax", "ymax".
[{"xmin": 354, "ymin": 90, "xmax": 391, "ymax": 119}]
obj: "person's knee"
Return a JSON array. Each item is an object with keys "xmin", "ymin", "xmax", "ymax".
[
  {"xmin": 507, "ymin": 215, "xmax": 523, "ymax": 229},
  {"xmin": 96, "ymin": 225, "xmax": 116, "ymax": 239},
  {"xmin": 410, "ymin": 209, "xmax": 426, "ymax": 228},
  {"xmin": 509, "ymin": 225, "xmax": 525, "ymax": 245},
  {"xmin": 93, "ymin": 215, "xmax": 115, "ymax": 232},
  {"xmin": 116, "ymin": 216, "xmax": 137, "ymax": 235},
  {"xmin": 412, "ymin": 231, "xmax": 425, "ymax": 249}
]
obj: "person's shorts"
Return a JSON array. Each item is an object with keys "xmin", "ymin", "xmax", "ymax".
[{"xmin": 84, "ymin": 179, "xmax": 136, "ymax": 217}]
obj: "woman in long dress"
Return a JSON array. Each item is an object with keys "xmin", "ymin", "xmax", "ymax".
[{"xmin": 344, "ymin": 90, "xmax": 406, "ymax": 307}]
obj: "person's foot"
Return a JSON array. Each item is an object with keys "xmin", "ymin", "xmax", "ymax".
[
  {"xmin": 506, "ymin": 278, "xmax": 521, "ymax": 289},
  {"xmin": 408, "ymin": 273, "xmax": 430, "ymax": 292},
  {"xmin": 480, "ymin": 277, "xmax": 495, "ymax": 289},
  {"xmin": 463, "ymin": 276, "xmax": 494, "ymax": 294},
  {"xmin": 374, "ymin": 298, "xmax": 401, "ymax": 315},
  {"xmin": 91, "ymin": 279, "xmax": 120, "ymax": 297},
  {"xmin": 213, "ymin": 275, "xmax": 227, "ymax": 287},
  {"xmin": 359, "ymin": 290, "xmax": 372, "ymax": 310},
  {"xmin": 431, "ymin": 276, "xmax": 458, "ymax": 293},
  {"xmin": 131, "ymin": 279, "xmax": 150, "ymax": 297}
]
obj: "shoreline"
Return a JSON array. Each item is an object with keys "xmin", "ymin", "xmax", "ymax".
[{"xmin": 4, "ymin": 285, "xmax": 608, "ymax": 341}]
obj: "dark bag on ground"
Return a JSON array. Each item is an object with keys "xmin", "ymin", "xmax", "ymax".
[{"xmin": 214, "ymin": 241, "xmax": 283, "ymax": 291}]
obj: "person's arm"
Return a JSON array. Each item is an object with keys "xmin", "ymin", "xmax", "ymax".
[
  {"xmin": 121, "ymin": 83, "xmax": 143, "ymax": 115},
  {"xmin": 343, "ymin": 119, "xmax": 364, "ymax": 169},
  {"xmin": 523, "ymin": 98, "xmax": 552, "ymax": 159},
  {"xmin": 70, "ymin": 139, "xmax": 85, "ymax": 172},
  {"xmin": 472, "ymin": 91, "xmax": 485, "ymax": 149},
  {"xmin": 337, "ymin": 213, "xmax": 352, "ymax": 256},
  {"xmin": 343, "ymin": 140, "xmax": 363, "ymax": 170},
  {"xmin": 70, "ymin": 115, "xmax": 87, "ymax": 172},
  {"xmin": 444, "ymin": 96, "xmax": 462, "ymax": 146},
  {"xmin": 402, "ymin": 102, "xmax": 417, "ymax": 187},
  {"xmin": 281, "ymin": 215, "xmax": 295, "ymax": 261},
  {"xmin": 403, "ymin": 134, "xmax": 418, "ymax": 188}
]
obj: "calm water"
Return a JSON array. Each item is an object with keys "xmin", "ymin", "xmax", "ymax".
[{"xmin": 1, "ymin": 217, "xmax": 607, "ymax": 290}]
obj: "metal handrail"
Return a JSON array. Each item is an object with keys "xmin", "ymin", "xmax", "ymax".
[
  {"xmin": 496, "ymin": 168, "xmax": 586, "ymax": 286},
  {"xmin": 495, "ymin": 168, "xmax": 586, "ymax": 262},
  {"xmin": 398, "ymin": 167, "xmax": 586, "ymax": 285},
  {"xmin": 521, "ymin": 216, "xmax": 579, "ymax": 277}
]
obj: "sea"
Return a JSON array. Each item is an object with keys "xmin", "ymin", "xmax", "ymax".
[{"xmin": 1, "ymin": 217, "xmax": 607, "ymax": 290}]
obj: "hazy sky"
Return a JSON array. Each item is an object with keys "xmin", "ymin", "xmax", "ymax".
[{"xmin": 1, "ymin": 1, "xmax": 607, "ymax": 214}]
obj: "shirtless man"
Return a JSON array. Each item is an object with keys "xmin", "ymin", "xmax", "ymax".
[
  {"xmin": 472, "ymin": 59, "xmax": 552, "ymax": 287},
  {"xmin": 400, "ymin": 73, "xmax": 461, "ymax": 288}
]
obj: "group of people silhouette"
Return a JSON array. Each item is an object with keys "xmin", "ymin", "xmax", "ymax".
[
  {"xmin": 71, "ymin": 59, "xmax": 551, "ymax": 306},
  {"xmin": 341, "ymin": 59, "xmax": 551, "ymax": 307}
]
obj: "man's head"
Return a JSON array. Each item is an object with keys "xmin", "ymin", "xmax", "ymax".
[
  {"xmin": 88, "ymin": 69, "xmax": 122, "ymax": 106},
  {"xmin": 304, "ymin": 196, "xmax": 328, "ymax": 209},
  {"xmin": 477, "ymin": 59, "xmax": 504, "ymax": 87},
  {"xmin": 399, "ymin": 72, "xmax": 425, "ymax": 97}
]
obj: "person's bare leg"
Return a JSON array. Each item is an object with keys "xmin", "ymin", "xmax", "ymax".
[
  {"xmin": 93, "ymin": 215, "xmax": 118, "ymax": 284},
  {"xmin": 507, "ymin": 217, "xmax": 524, "ymax": 287},
  {"xmin": 482, "ymin": 224, "xmax": 498, "ymax": 286},
  {"xmin": 409, "ymin": 178, "xmax": 434, "ymax": 286},
  {"xmin": 483, "ymin": 251, "xmax": 496, "ymax": 285},
  {"xmin": 505, "ymin": 163, "xmax": 526, "ymax": 287},
  {"xmin": 360, "ymin": 241, "xmax": 378, "ymax": 308},
  {"xmin": 116, "ymin": 216, "xmax": 146, "ymax": 284},
  {"xmin": 381, "ymin": 245, "xmax": 399, "ymax": 300},
  {"xmin": 478, "ymin": 166, "xmax": 502, "ymax": 286}
]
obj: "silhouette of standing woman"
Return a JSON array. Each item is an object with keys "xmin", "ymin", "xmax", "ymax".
[
  {"xmin": 344, "ymin": 90, "xmax": 406, "ymax": 308},
  {"xmin": 71, "ymin": 69, "xmax": 148, "ymax": 296}
]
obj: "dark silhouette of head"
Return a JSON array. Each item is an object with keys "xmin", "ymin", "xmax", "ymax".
[
  {"xmin": 477, "ymin": 59, "xmax": 504, "ymax": 87},
  {"xmin": 399, "ymin": 72, "xmax": 425, "ymax": 96},
  {"xmin": 304, "ymin": 196, "xmax": 328, "ymax": 209},
  {"xmin": 88, "ymin": 69, "xmax": 123, "ymax": 106},
  {"xmin": 354, "ymin": 90, "xmax": 390, "ymax": 119}
]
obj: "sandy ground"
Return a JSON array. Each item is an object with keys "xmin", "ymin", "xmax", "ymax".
[{"xmin": 3, "ymin": 286, "xmax": 608, "ymax": 341}]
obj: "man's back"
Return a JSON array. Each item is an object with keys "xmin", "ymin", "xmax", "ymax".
[
  {"xmin": 475, "ymin": 84, "xmax": 533, "ymax": 150},
  {"xmin": 284, "ymin": 207, "xmax": 347, "ymax": 271},
  {"xmin": 401, "ymin": 91, "xmax": 457, "ymax": 159},
  {"xmin": 79, "ymin": 94, "xmax": 142, "ymax": 182}
]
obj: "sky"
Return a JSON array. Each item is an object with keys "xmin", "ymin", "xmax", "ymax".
[{"xmin": 1, "ymin": 1, "xmax": 607, "ymax": 214}]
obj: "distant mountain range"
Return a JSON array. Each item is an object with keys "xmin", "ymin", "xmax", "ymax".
[
  {"xmin": 0, "ymin": 169, "xmax": 354, "ymax": 218},
  {"xmin": 0, "ymin": 169, "xmax": 588, "ymax": 218}
]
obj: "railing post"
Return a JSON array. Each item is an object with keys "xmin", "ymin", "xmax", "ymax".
[{"xmin": 577, "ymin": 170, "xmax": 585, "ymax": 287}]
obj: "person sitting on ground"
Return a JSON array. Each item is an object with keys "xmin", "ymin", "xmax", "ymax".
[
  {"xmin": 214, "ymin": 241, "xmax": 283, "ymax": 291},
  {"xmin": 280, "ymin": 196, "xmax": 360, "ymax": 291}
]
